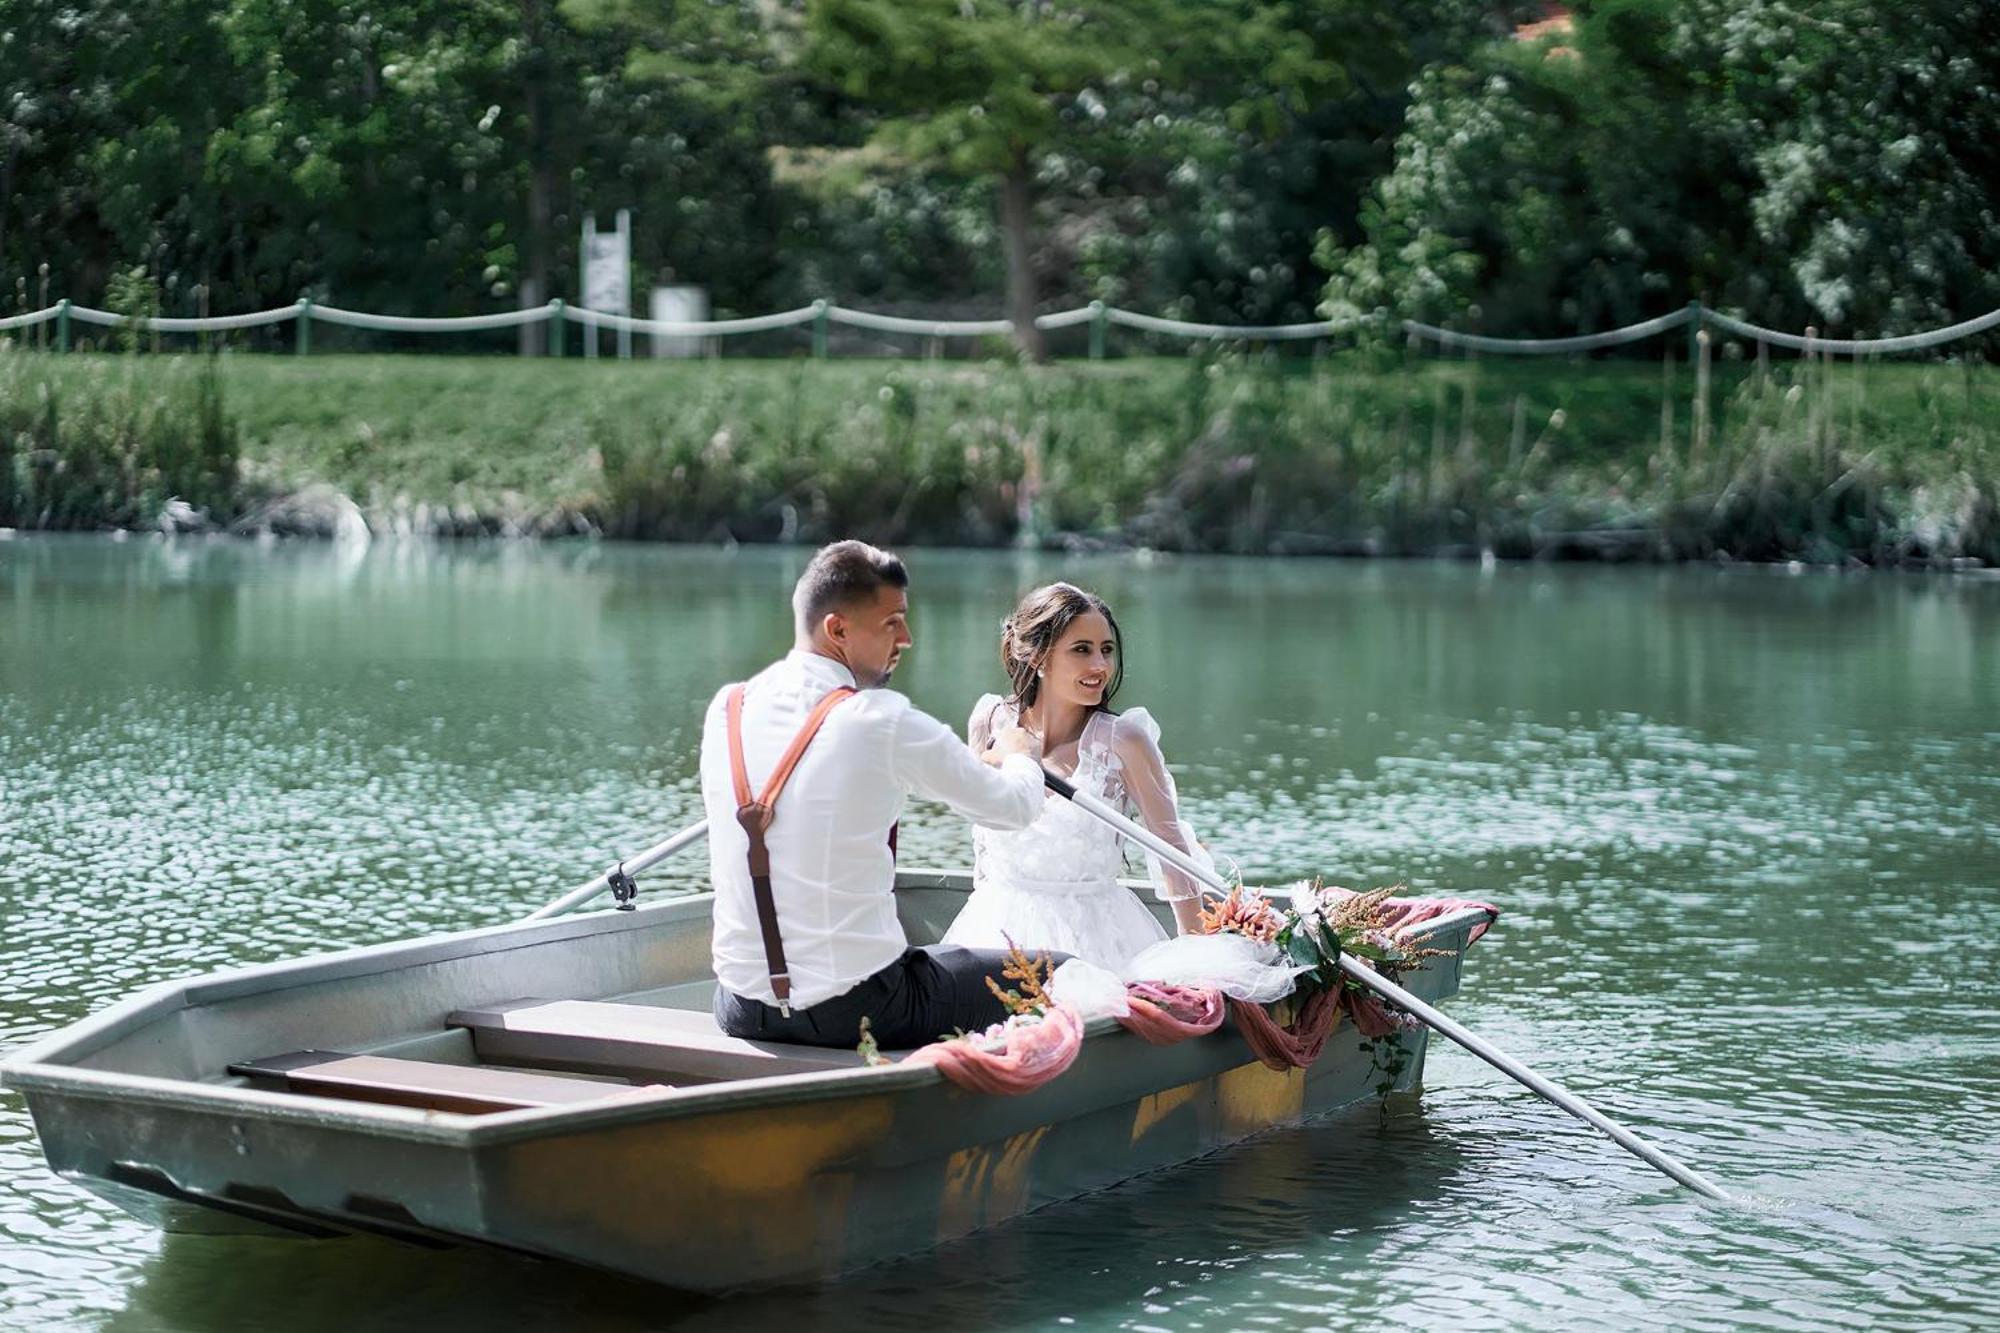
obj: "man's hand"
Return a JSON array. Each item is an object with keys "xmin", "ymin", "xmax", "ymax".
[{"xmin": 983, "ymin": 724, "xmax": 1043, "ymax": 766}]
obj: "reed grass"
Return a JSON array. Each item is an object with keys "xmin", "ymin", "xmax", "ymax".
[
  {"xmin": 0, "ymin": 351, "xmax": 238, "ymax": 529},
  {"xmin": 1, "ymin": 347, "xmax": 1992, "ymax": 564}
]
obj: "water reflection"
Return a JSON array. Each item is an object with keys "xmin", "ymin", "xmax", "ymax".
[{"xmin": 2, "ymin": 536, "xmax": 1997, "ymax": 1330}]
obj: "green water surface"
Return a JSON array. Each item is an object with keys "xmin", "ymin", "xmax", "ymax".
[{"xmin": 2, "ymin": 537, "xmax": 1996, "ymax": 1331}]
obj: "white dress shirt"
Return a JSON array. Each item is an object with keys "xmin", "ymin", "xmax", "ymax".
[{"xmin": 702, "ymin": 650, "xmax": 1045, "ymax": 1008}]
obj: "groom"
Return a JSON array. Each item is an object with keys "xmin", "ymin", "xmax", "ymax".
[{"xmin": 703, "ymin": 539, "xmax": 1057, "ymax": 1050}]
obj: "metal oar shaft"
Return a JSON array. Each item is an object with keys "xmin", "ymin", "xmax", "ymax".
[
  {"xmin": 1044, "ymin": 771, "xmax": 1728, "ymax": 1202},
  {"xmin": 521, "ymin": 819, "xmax": 710, "ymax": 922}
]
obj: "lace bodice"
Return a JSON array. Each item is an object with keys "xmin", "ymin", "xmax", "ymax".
[{"xmin": 967, "ymin": 695, "xmax": 1201, "ymax": 902}]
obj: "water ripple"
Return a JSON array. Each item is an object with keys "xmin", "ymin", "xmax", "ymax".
[{"xmin": 2, "ymin": 540, "xmax": 1997, "ymax": 1330}]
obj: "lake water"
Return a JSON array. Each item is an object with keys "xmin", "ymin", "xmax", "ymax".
[{"xmin": 2, "ymin": 537, "xmax": 1996, "ymax": 1331}]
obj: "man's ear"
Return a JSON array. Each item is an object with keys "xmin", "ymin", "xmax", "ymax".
[{"xmin": 821, "ymin": 610, "xmax": 846, "ymax": 644}]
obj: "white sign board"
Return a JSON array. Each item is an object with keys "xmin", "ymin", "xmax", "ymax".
[
  {"xmin": 580, "ymin": 209, "xmax": 633, "ymax": 358},
  {"xmin": 582, "ymin": 218, "xmax": 630, "ymax": 315}
]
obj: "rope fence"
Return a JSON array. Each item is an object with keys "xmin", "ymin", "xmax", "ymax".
[{"xmin": 3, "ymin": 295, "xmax": 1996, "ymax": 359}]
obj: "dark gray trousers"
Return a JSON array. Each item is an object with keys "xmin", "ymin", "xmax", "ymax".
[{"xmin": 712, "ymin": 945, "xmax": 1071, "ymax": 1051}]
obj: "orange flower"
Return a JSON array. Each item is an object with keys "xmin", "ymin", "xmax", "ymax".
[{"xmin": 1197, "ymin": 886, "xmax": 1285, "ymax": 943}]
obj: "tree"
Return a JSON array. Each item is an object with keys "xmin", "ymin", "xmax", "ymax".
[
  {"xmin": 1062, "ymin": 0, "xmax": 1503, "ymax": 325},
  {"xmin": 800, "ymin": 0, "xmax": 1334, "ymax": 359},
  {"xmin": 1320, "ymin": 0, "xmax": 2000, "ymax": 336}
]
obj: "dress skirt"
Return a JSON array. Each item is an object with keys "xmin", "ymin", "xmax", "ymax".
[{"xmin": 941, "ymin": 874, "xmax": 1169, "ymax": 972}]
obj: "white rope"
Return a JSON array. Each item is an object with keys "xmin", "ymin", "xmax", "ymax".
[
  {"xmin": 825, "ymin": 306, "xmax": 1016, "ymax": 337},
  {"xmin": 1106, "ymin": 307, "xmax": 1341, "ymax": 340},
  {"xmin": 1701, "ymin": 306, "xmax": 2000, "ymax": 354},
  {"xmin": 22, "ymin": 293, "xmax": 1998, "ymax": 354},
  {"xmin": 312, "ymin": 303, "xmax": 554, "ymax": 332},
  {"xmin": 1403, "ymin": 307, "xmax": 1696, "ymax": 355},
  {"xmin": 42, "ymin": 304, "xmax": 301, "ymax": 331},
  {"xmin": 0, "ymin": 305, "xmax": 62, "ymax": 331},
  {"xmin": 564, "ymin": 303, "xmax": 819, "ymax": 336},
  {"xmin": 148, "ymin": 307, "xmax": 300, "ymax": 332},
  {"xmin": 1033, "ymin": 306, "xmax": 1100, "ymax": 331}
]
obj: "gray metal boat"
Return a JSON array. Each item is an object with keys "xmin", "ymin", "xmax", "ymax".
[{"xmin": 0, "ymin": 870, "xmax": 1493, "ymax": 1292}]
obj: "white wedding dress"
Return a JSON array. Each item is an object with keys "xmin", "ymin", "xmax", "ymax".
[{"xmin": 942, "ymin": 694, "xmax": 1204, "ymax": 970}]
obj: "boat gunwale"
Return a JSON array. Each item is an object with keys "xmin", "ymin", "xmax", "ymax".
[
  {"xmin": 0, "ymin": 889, "xmax": 718, "ymax": 1075},
  {"xmin": 0, "ymin": 867, "xmax": 979, "ymax": 1074}
]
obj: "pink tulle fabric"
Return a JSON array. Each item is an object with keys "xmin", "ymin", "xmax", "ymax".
[
  {"xmin": 905, "ymin": 1004, "xmax": 1086, "ymax": 1095},
  {"xmin": 1117, "ymin": 982, "xmax": 1227, "ymax": 1043}
]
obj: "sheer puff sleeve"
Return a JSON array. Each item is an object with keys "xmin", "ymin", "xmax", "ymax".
[
  {"xmin": 966, "ymin": 693, "xmax": 1009, "ymax": 755},
  {"xmin": 1108, "ymin": 708, "xmax": 1209, "ymax": 903}
]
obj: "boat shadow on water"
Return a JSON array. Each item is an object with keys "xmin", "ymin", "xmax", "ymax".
[{"xmin": 102, "ymin": 1100, "xmax": 1473, "ymax": 1333}]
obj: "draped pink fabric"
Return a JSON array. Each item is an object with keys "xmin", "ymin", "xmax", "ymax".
[
  {"xmin": 1228, "ymin": 988, "xmax": 1343, "ymax": 1070},
  {"xmin": 907, "ymin": 891, "xmax": 1499, "ymax": 1092},
  {"xmin": 905, "ymin": 1004, "xmax": 1085, "ymax": 1095},
  {"xmin": 1117, "ymin": 982, "xmax": 1227, "ymax": 1043}
]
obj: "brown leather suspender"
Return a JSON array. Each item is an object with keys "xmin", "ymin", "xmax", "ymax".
[{"xmin": 725, "ymin": 683, "xmax": 857, "ymax": 1015}]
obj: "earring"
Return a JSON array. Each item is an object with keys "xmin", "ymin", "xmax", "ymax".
[{"xmin": 1036, "ymin": 669, "xmax": 1045, "ymax": 678}]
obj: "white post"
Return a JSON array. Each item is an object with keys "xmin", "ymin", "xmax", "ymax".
[
  {"xmin": 581, "ymin": 213, "xmax": 599, "ymax": 360},
  {"xmin": 615, "ymin": 208, "xmax": 633, "ymax": 361}
]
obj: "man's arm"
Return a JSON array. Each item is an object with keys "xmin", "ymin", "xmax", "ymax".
[{"xmin": 888, "ymin": 705, "xmax": 1045, "ymax": 829}]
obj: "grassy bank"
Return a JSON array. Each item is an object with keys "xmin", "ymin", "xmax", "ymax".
[{"xmin": 2, "ymin": 349, "xmax": 1996, "ymax": 564}]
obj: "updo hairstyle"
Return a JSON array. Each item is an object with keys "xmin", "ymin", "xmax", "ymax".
[{"xmin": 1000, "ymin": 582, "xmax": 1124, "ymax": 712}]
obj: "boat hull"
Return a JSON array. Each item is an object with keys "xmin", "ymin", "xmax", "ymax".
[{"xmin": 4, "ymin": 873, "xmax": 1488, "ymax": 1291}]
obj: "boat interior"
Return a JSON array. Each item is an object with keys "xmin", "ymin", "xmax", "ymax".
[{"xmin": 214, "ymin": 872, "xmax": 1015, "ymax": 1117}]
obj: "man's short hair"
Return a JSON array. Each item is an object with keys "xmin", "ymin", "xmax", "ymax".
[{"xmin": 793, "ymin": 540, "xmax": 909, "ymax": 630}]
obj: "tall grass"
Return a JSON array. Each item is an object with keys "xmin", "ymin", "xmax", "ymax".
[
  {"xmin": 2, "ymin": 347, "xmax": 1992, "ymax": 563},
  {"xmin": 0, "ymin": 351, "xmax": 239, "ymax": 529}
]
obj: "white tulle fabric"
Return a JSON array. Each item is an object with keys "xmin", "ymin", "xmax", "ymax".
[
  {"xmin": 1122, "ymin": 932, "xmax": 1303, "ymax": 1003},
  {"xmin": 1046, "ymin": 958, "xmax": 1133, "ymax": 1020},
  {"xmin": 943, "ymin": 695, "xmax": 1204, "ymax": 971}
]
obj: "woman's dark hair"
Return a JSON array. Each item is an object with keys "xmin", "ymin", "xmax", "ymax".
[{"xmin": 1000, "ymin": 582, "xmax": 1123, "ymax": 712}]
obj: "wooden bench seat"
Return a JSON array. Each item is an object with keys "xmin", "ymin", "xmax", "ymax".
[
  {"xmin": 230, "ymin": 1049, "xmax": 668, "ymax": 1115},
  {"xmin": 448, "ymin": 998, "xmax": 871, "ymax": 1083}
]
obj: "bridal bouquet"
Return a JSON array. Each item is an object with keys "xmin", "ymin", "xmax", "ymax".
[
  {"xmin": 1279, "ymin": 882, "xmax": 1440, "ymax": 991},
  {"xmin": 1192, "ymin": 881, "xmax": 1441, "ymax": 1001}
]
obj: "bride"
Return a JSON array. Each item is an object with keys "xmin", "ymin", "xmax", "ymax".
[{"xmin": 943, "ymin": 582, "xmax": 1207, "ymax": 969}]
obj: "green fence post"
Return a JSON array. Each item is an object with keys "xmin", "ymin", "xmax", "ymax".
[
  {"xmin": 296, "ymin": 297, "xmax": 312, "ymax": 356},
  {"xmin": 549, "ymin": 300, "xmax": 564, "ymax": 357},
  {"xmin": 1686, "ymin": 299, "xmax": 1701, "ymax": 362},
  {"xmin": 812, "ymin": 299, "xmax": 829, "ymax": 359},
  {"xmin": 1089, "ymin": 300, "xmax": 1106, "ymax": 361},
  {"xmin": 56, "ymin": 299, "xmax": 70, "ymax": 353}
]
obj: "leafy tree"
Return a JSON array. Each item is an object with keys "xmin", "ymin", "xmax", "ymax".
[
  {"xmin": 798, "ymin": 0, "xmax": 1336, "ymax": 358},
  {"xmin": 1321, "ymin": 0, "xmax": 2000, "ymax": 336}
]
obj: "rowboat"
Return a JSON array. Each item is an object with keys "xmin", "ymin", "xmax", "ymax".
[{"xmin": 0, "ymin": 869, "xmax": 1494, "ymax": 1291}]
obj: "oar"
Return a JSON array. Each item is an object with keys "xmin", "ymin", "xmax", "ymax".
[
  {"xmin": 521, "ymin": 819, "xmax": 710, "ymax": 921},
  {"xmin": 1042, "ymin": 769, "xmax": 1730, "ymax": 1202}
]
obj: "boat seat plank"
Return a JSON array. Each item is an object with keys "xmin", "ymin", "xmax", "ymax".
[
  {"xmin": 448, "ymin": 999, "xmax": 871, "ymax": 1082},
  {"xmin": 229, "ymin": 1049, "xmax": 667, "ymax": 1115}
]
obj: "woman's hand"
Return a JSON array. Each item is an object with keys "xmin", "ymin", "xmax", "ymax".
[
  {"xmin": 1170, "ymin": 897, "xmax": 1205, "ymax": 936},
  {"xmin": 983, "ymin": 724, "xmax": 1043, "ymax": 767}
]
